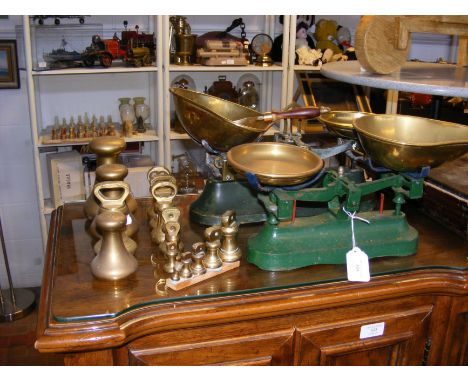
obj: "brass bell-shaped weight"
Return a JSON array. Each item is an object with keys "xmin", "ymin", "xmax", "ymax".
[
  {"xmin": 90, "ymin": 211, "xmax": 138, "ymax": 281},
  {"xmin": 191, "ymin": 242, "xmax": 206, "ymax": 276},
  {"xmin": 163, "ymin": 237, "xmax": 179, "ymax": 274},
  {"xmin": 148, "ymin": 175, "xmax": 177, "ymax": 224},
  {"xmin": 180, "ymin": 252, "xmax": 193, "ymax": 279},
  {"xmin": 147, "ymin": 166, "xmax": 171, "ymax": 185},
  {"xmin": 84, "ymin": 163, "xmax": 138, "ymax": 220},
  {"xmin": 149, "ymin": 178, "xmax": 178, "ymax": 243},
  {"xmin": 88, "ymin": 136, "xmax": 126, "ymax": 167},
  {"xmin": 89, "ymin": 181, "xmax": 139, "ymax": 240},
  {"xmin": 153, "ymin": 206, "xmax": 182, "ymax": 248},
  {"xmin": 93, "ymin": 229, "xmax": 137, "ymax": 256},
  {"xmin": 147, "ymin": 166, "xmax": 171, "ymax": 219},
  {"xmin": 203, "ymin": 226, "xmax": 222, "ymax": 269},
  {"xmin": 219, "ymin": 210, "xmax": 241, "ymax": 262}
]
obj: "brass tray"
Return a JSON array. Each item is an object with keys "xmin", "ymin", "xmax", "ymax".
[
  {"xmin": 170, "ymin": 87, "xmax": 271, "ymax": 152},
  {"xmin": 227, "ymin": 142, "xmax": 324, "ymax": 186},
  {"xmin": 353, "ymin": 114, "xmax": 468, "ymax": 172},
  {"xmin": 317, "ymin": 111, "xmax": 372, "ymax": 139}
]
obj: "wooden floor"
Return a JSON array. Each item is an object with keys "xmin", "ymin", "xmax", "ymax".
[{"xmin": 0, "ymin": 288, "xmax": 64, "ymax": 366}]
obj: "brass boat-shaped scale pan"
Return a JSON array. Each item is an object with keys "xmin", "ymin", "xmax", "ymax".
[
  {"xmin": 353, "ymin": 114, "xmax": 468, "ymax": 172},
  {"xmin": 318, "ymin": 111, "xmax": 372, "ymax": 139},
  {"xmin": 170, "ymin": 87, "xmax": 271, "ymax": 152},
  {"xmin": 170, "ymin": 87, "xmax": 327, "ymax": 152},
  {"xmin": 227, "ymin": 142, "xmax": 324, "ymax": 186}
]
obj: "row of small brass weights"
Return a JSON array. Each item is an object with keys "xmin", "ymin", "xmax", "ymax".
[
  {"xmin": 170, "ymin": 210, "xmax": 241, "ymax": 282},
  {"xmin": 83, "ymin": 137, "xmax": 140, "ymax": 281},
  {"xmin": 51, "ymin": 115, "xmax": 117, "ymax": 141}
]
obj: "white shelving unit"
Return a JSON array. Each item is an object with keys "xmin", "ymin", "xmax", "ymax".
[
  {"xmin": 23, "ymin": 15, "xmax": 321, "ymax": 248},
  {"xmin": 22, "ymin": 15, "xmax": 164, "ymax": 248},
  {"xmin": 160, "ymin": 15, "xmax": 293, "ymax": 166}
]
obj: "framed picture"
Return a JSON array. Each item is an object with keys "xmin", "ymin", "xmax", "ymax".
[{"xmin": 0, "ymin": 40, "xmax": 20, "ymax": 89}]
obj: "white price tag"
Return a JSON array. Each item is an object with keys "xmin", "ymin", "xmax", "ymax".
[
  {"xmin": 346, "ymin": 246, "xmax": 370, "ymax": 282},
  {"xmin": 360, "ymin": 322, "xmax": 385, "ymax": 339}
]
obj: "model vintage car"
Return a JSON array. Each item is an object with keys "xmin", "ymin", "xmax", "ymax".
[{"xmin": 81, "ymin": 25, "xmax": 156, "ymax": 68}]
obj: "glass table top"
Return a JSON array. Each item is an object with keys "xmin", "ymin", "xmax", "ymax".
[{"xmin": 50, "ymin": 196, "xmax": 467, "ymax": 322}]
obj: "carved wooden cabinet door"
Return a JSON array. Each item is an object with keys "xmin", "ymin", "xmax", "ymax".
[
  {"xmin": 125, "ymin": 315, "xmax": 295, "ymax": 366},
  {"xmin": 440, "ymin": 297, "xmax": 468, "ymax": 365},
  {"xmin": 293, "ymin": 298, "xmax": 433, "ymax": 366}
]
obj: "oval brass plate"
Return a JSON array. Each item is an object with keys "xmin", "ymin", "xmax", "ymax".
[
  {"xmin": 227, "ymin": 142, "xmax": 324, "ymax": 186},
  {"xmin": 318, "ymin": 111, "xmax": 372, "ymax": 139}
]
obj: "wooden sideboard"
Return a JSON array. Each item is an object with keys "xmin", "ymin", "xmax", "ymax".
[{"xmin": 35, "ymin": 195, "xmax": 467, "ymax": 366}]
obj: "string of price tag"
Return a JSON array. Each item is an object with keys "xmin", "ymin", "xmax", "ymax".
[{"xmin": 343, "ymin": 207, "xmax": 371, "ymax": 282}]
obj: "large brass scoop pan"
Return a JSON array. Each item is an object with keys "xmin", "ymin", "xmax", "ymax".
[
  {"xmin": 170, "ymin": 87, "xmax": 325, "ymax": 152},
  {"xmin": 227, "ymin": 142, "xmax": 324, "ymax": 186},
  {"xmin": 353, "ymin": 114, "xmax": 468, "ymax": 172}
]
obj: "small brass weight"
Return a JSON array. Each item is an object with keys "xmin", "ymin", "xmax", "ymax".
[
  {"xmin": 219, "ymin": 210, "xmax": 241, "ymax": 262},
  {"xmin": 203, "ymin": 226, "xmax": 222, "ymax": 269},
  {"xmin": 191, "ymin": 242, "xmax": 206, "ymax": 276},
  {"xmin": 91, "ymin": 211, "xmax": 138, "ymax": 281}
]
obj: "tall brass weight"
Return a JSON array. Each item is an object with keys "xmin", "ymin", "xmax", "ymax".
[
  {"xmin": 89, "ymin": 181, "xmax": 139, "ymax": 242},
  {"xmin": 84, "ymin": 164, "xmax": 138, "ymax": 220},
  {"xmin": 219, "ymin": 210, "xmax": 241, "ymax": 262},
  {"xmin": 90, "ymin": 211, "xmax": 138, "ymax": 281},
  {"xmin": 149, "ymin": 177, "xmax": 178, "ymax": 244}
]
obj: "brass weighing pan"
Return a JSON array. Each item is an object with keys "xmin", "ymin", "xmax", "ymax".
[
  {"xmin": 318, "ymin": 111, "xmax": 372, "ymax": 139},
  {"xmin": 227, "ymin": 142, "xmax": 324, "ymax": 186},
  {"xmin": 353, "ymin": 114, "xmax": 468, "ymax": 172},
  {"xmin": 170, "ymin": 87, "xmax": 325, "ymax": 152}
]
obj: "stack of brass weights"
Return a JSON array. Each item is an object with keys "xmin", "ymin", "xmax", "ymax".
[
  {"xmin": 168, "ymin": 210, "xmax": 242, "ymax": 283},
  {"xmin": 84, "ymin": 137, "xmax": 139, "ymax": 281},
  {"xmin": 147, "ymin": 167, "xmax": 182, "ymax": 273},
  {"xmin": 147, "ymin": 166, "xmax": 242, "ymax": 286}
]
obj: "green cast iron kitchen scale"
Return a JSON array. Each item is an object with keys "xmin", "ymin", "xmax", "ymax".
[{"xmin": 171, "ymin": 88, "xmax": 468, "ymax": 271}]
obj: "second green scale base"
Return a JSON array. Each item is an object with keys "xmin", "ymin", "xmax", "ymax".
[{"xmin": 247, "ymin": 210, "xmax": 418, "ymax": 271}]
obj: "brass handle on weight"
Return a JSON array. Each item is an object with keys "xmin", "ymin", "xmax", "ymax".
[
  {"xmin": 94, "ymin": 181, "xmax": 130, "ymax": 208},
  {"xmin": 151, "ymin": 179, "xmax": 178, "ymax": 203},
  {"xmin": 147, "ymin": 166, "xmax": 171, "ymax": 184}
]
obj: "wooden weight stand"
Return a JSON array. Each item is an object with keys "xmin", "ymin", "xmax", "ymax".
[{"xmin": 355, "ymin": 16, "xmax": 468, "ymax": 74}]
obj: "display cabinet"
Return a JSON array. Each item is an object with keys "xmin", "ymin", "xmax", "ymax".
[
  {"xmin": 160, "ymin": 15, "xmax": 292, "ymax": 166},
  {"xmin": 35, "ymin": 196, "xmax": 467, "ymax": 365},
  {"xmin": 21, "ymin": 16, "xmax": 164, "ymax": 247}
]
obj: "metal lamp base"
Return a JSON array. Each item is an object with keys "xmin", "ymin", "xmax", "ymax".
[{"xmin": 0, "ymin": 288, "xmax": 36, "ymax": 322}]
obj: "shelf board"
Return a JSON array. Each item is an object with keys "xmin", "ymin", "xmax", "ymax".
[
  {"xmin": 38, "ymin": 129, "xmax": 159, "ymax": 148},
  {"xmin": 169, "ymin": 64, "xmax": 284, "ymax": 72},
  {"xmin": 169, "ymin": 131, "xmax": 191, "ymax": 140},
  {"xmin": 32, "ymin": 65, "xmax": 158, "ymax": 76},
  {"xmin": 43, "ymin": 199, "xmax": 54, "ymax": 215},
  {"xmin": 169, "ymin": 126, "xmax": 280, "ymax": 142},
  {"xmin": 294, "ymin": 65, "xmax": 322, "ymax": 71}
]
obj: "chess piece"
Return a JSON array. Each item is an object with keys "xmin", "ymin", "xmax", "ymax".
[
  {"xmin": 219, "ymin": 210, "xmax": 241, "ymax": 262},
  {"xmin": 90, "ymin": 211, "xmax": 138, "ymax": 281}
]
